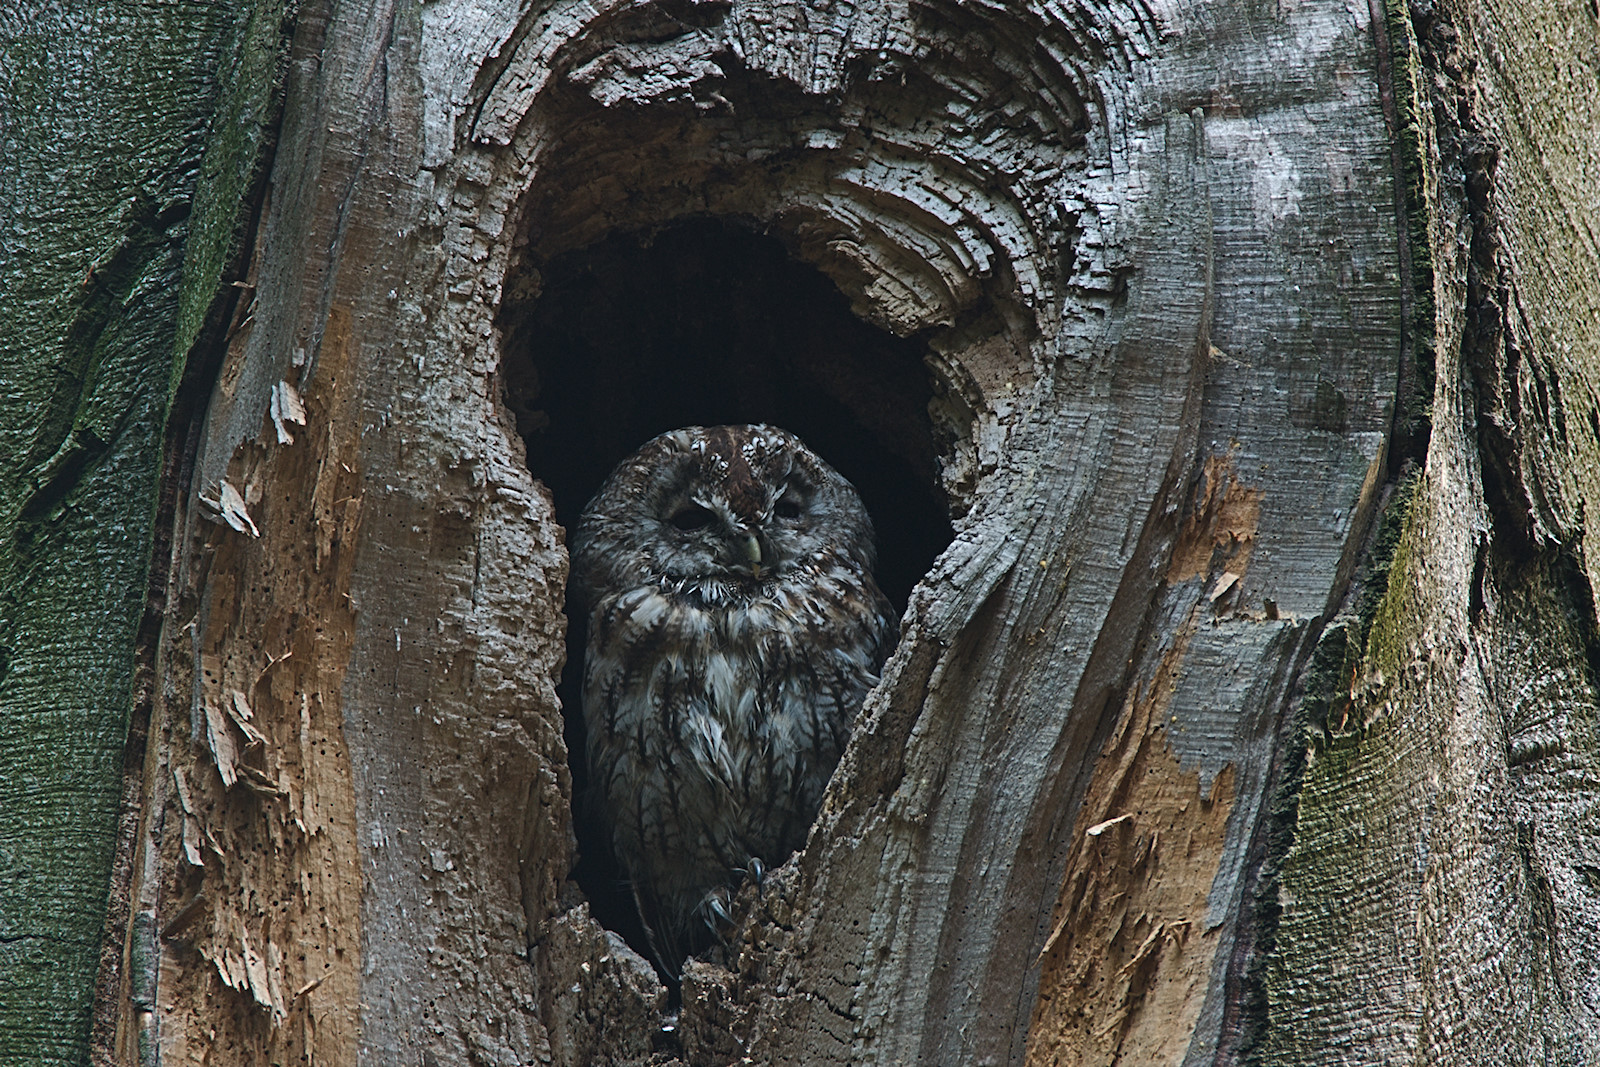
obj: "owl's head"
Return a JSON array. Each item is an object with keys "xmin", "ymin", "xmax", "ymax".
[{"xmin": 572, "ymin": 424, "xmax": 880, "ymax": 604}]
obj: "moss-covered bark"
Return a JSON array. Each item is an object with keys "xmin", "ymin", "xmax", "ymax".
[
  {"xmin": 0, "ymin": 4, "xmax": 289, "ymax": 1061},
  {"xmin": 1254, "ymin": 0, "xmax": 1600, "ymax": 1055}
]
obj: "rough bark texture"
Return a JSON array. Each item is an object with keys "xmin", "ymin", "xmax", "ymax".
[
  {"xmin": 0, "ymin": 3, "xmax": 287, "ymax": 1062},
  {"xmin": 1255, "ymin": 0, "xmax": 1600, "ymax": 1058}
]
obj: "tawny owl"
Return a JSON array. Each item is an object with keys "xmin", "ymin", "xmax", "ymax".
[{"xmin": 571, "ymin": 424, "xmax": 897, "ymax": 976}]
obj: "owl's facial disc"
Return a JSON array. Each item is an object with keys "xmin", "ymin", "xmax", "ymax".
[
  {"xmin": 662, "ymin": 475, "xmax": 809, "ymax": 582},
  {"xmin": 595, "ymin": 424, "xmax": 875, "ymax": 594}
]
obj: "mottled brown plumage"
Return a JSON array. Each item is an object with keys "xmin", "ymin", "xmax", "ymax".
[{"xmin": 571, "ymin": 425, "xmax": 897, "ymax": 975}]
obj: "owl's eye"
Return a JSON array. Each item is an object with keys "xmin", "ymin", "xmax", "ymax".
[
  {"xmin": 774, "ymin": 497, "xmax": 802, "ymax": 520},
  {"xmin": 669, "ymin": 505, "xmax": 715, "ymax": 531}
]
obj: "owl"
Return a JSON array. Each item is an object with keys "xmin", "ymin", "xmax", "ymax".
[{"xmin": 571, "ymin": 424, "xmax": 898, "ymax": 977}]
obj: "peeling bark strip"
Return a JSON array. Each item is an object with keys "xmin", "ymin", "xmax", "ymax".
[{"xmin": 113, "ymin": 0, "xmax": 1405, "ymax": 1062}]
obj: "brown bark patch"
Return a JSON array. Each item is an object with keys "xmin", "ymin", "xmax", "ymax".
[
  {"xmin": 1025, "ymin": 616, "xmax": 1237, "ymax": 1067},
  {"xmin": 140, "ymin": 303, "xmax": 365, "ymax": 1065},
  {"xmin": 1168, "ymin": 454, "xmax": 1262, "ymax": 588}
]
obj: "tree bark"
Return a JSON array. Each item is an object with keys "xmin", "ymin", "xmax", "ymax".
[
  {"xmin": 1, "ymin": 0, "xmax": 1595, "ymax": 1063},
  {"xmin": 1256, "ymin": 0, "xmax": 1600, "ymax": 1057},
  {"xmin": 0, "ymin": 4, "xmax": 288, "ymax": 1062}
]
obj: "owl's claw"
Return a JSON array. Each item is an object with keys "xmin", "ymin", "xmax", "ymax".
[
  {"xmin": 745, "ymin": 856, "xmax": 765, "ymax": 887},
  {"xmin": 699, "ymin": 887, "xmax": 735, "ymax": 933}
]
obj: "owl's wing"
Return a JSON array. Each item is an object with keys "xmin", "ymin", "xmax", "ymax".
[{"xmin": 630, "ymin": 879, "xmax": 688, "ymax": 979}]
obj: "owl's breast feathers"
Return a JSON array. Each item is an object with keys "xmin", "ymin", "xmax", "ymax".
[
  {"xmin": 583, "ymin": 555, "xmax": 893, "ymax": 910},
  {"xmin": 587, "ymin": 553, "xmax": 892, "ymax": 743}
]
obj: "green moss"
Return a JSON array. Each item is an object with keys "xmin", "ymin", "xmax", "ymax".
[
  {"xmin": 1353, "ymin": 468, "xmax": 1424, "ymax": 673},
  {"xmin": 1356, "ymin": 479, "xmax": 1425, "ymax": 686},
  {"xmin": 1249, "ymin": 494, "xmax": 1429, "ymax": 1060},
  {"xmin": 1236, "ymin": 467, "xmax": 1423, "ymax": 1065},
  {"xmin": 170, "ymin": 0, "xmax": 295, "ymax": 401},
  {"xmin": 1298, "ymin": 467, "xmax": 1423, "ymax": 746}
]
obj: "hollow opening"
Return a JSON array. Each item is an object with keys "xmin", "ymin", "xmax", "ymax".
[{"xmin": 499, "ymin": 217, "xmax": 953, "ymax": 962}]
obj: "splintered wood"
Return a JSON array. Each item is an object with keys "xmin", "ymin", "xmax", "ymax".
[
  {"xmin": 1027, "ymin": 620, "xmax": 1238, "ymax": 1067},
  {"xmin": 135, "ymin": 302, "xmax": 366, "ymax": 1063}
]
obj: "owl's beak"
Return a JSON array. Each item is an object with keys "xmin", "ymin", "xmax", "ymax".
[{"xmin": 741, "ymin": 532, "xmax": 763, "ymax": 578}]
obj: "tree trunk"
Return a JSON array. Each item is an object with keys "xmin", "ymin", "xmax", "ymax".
[
  {"xmin": 0, "ymin": 4, "xmax": 287, "ymax": 1063},
  {"xmin": 1255, "ymin": 0, "xmax": 1600, "ymax": 1057},
  {"xmin": 2, "ymin": 0, "xmax": 1596, "ymax": 1062}
]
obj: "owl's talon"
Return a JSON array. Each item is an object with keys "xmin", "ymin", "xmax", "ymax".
[
  {"xmin": 745, "ymin": 856, "xmax": 765, "ymax": 887},
  {"xmin": 700, "ymin": 888, "xmax": 735, "ymax": 931}
]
